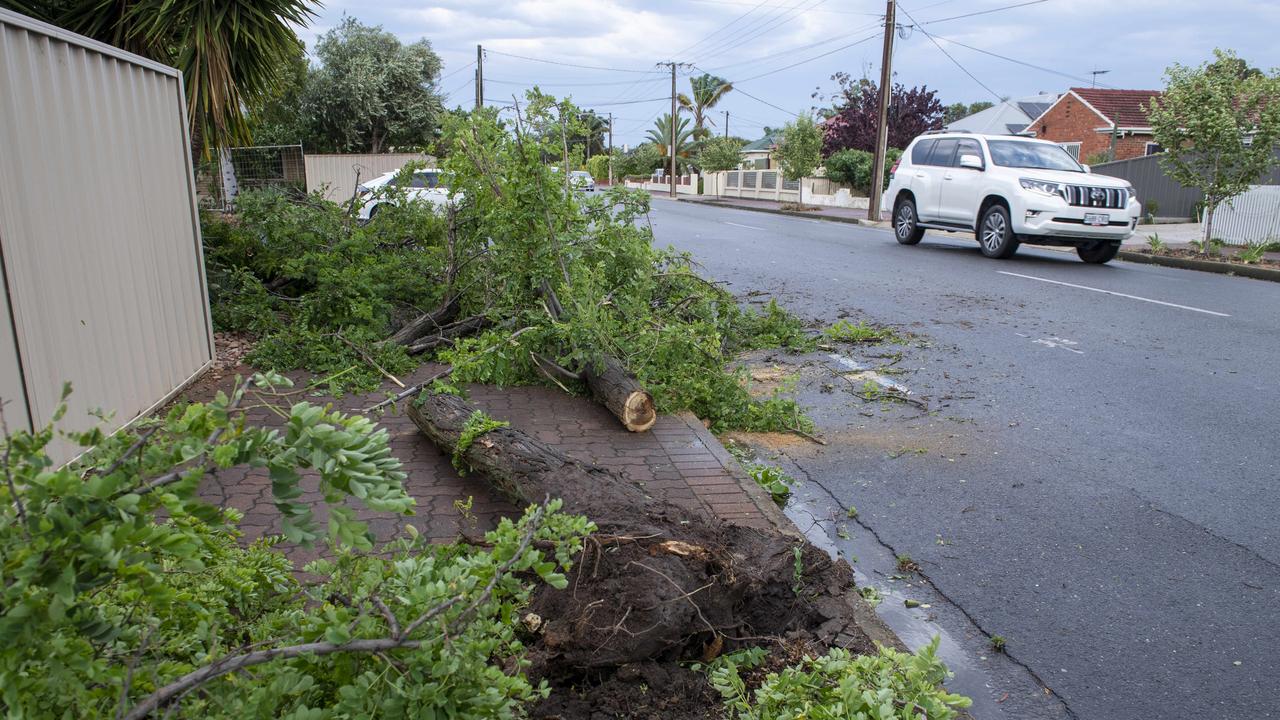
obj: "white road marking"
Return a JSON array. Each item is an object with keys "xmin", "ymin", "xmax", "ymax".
[
  {"xmin": 828, "ymin": 354, "xmax": 911, "ymax": 394},
  {"xmin": 1033, "ymin": 337, "xmax": 1085, "ymax": 355},
  {"xmin": 724, "ymin": 221, "xmax": 765, "ymax": 230},
  {"xmin": 997, "ymin": 271, "xmax": 1231, "ymax": 317}
]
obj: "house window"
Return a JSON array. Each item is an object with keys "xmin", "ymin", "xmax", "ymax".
[
  {"xmin": 1145, "ymin": 142, "xmax": 1163, "ymax": 156},
  {"xmin": 1059, "ymin": 142, "xmax": 1082, "ymax": 160}
]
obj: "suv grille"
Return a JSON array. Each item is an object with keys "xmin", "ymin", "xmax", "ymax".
[{"xmin": 1062, "ymin": 185, "xmax": 1128, "ymax": 209}]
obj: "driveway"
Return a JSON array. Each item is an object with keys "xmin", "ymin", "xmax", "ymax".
[{"xmin": 648, "ymin": 197, "xmax": 1280, "ymax": 720}]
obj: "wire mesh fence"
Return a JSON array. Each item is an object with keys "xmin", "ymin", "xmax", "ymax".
[{"xmin": 197, "ymin": 145, "xmax": 306, "ymax": 210}]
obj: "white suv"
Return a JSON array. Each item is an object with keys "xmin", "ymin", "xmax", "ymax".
[{"xmin": 883, "ymin": 133, "xmax": 1141, "ymax": 264}]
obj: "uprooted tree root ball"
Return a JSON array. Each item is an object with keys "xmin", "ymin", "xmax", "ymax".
[{"xmin": 406, "ymin": 391, "xmax": 897, "ymax": 707}]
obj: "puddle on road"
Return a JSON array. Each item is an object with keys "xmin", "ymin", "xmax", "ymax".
[{"xmin": 785, "ymin": 486, "xmax": 1008, "ymax": 719}]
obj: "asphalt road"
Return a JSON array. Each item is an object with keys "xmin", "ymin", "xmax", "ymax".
[{"xmin": 648, "ymin": 197, "xmax": 1280, "ymax": 720}]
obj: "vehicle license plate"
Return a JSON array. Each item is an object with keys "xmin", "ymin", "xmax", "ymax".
[{"xmin": 1084, "ymin": 213, "xmax": 1109, "ymax": 226}]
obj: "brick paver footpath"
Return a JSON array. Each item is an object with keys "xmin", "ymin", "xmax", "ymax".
[{"xmin": 183, "ymin": 364, "xmax": 789, "ymax": 562}]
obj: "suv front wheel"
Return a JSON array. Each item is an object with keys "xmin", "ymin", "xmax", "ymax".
[
  {"xmin": 893, "ymin": 197, "xmax": 926, "ymax": 245},
  {"xmin": 1077, "ymin": 241, "xmax": 1120, "ymax": 264},
  {"xmin": 978, "ymin": 204, "xmax": 1019, "ymax": 259}
]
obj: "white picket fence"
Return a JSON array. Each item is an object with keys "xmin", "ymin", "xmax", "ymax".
[{"xmin": 1209, "ymin": 185, "xmax": 1280, "ymax": 245}]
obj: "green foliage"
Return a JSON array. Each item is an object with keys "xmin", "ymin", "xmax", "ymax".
[
  {"xmin": 697, "ymin": 136, "xmax": 747, "ymax": 172},
  {"xmin": 201, "ymin": 184, "xmax": 447, "ymax": 392},
  {"xmin": 1237, "ymin": 240, "xmax": 1270, "ymax": 264},
  {"xmin": 304, "ymin": 17, "xmax": 445, "ymax": 152},
  {"xmin": 990, "ymin": 635, "xmax": 1007, "ymax": 653},
  {"xmin": 1147, "ymin": 49, "xmax": 1280, "ymax": 246},
  {"xmin": 453, "ymin": 409, "xmax": 511, "ymax": 474},
  {"xmin": 1146, "ymin": 232, "xmax": 1167, "ymax": 252},
  {"xmin": 777, "ymin": 114, "xmax": 824, "ymax": 183},
  {"xmin": 858, "ymin": 585, "xmax": 883, "ymax": 609},
  {"xmin": 678, "ymin": 73, "xmax": 734, "ymax": 140},
  {"xmin": 825, "ymin": 319, "xmax": 902, "ymax": 344},
  {"xmin": 824, "ymin": 147, "xmax": 904, "ymax": 194},
  {"xmin": 586, "ymin": 153, "xmax": 611, "ymax": 181},
  {"xmin": 616, "ymin": 143, "xmax": 665, "ymax": 178},
  {"xmin": 706, "ymin": 638, "xmax": 971, "ymax": 720},
  {"xmin": 750, "ymin": 463, "xmax": 794, "ymax": 504},
  {"xmin": 647, "ymin": 114, "xmax": 698, "ymax": 172},
  {"xmin": 0, "ymin": 379, "xmax": 593, "ymax": 717}
]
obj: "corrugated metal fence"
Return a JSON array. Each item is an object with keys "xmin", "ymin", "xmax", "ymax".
[
  {"xmin": 1208, "ymin": 185, "xmax": 1280, "ymax": 245},
  {"xmin": 0, "ymin": 9, "xmax": 214, "ymax": 461},
  {"xmin": 1093, "ymin": 150, "xmax": 1280, "ymax": 220},
  {"xmin": 305, "ymin": 153, "xmax": 436, "ymax": 203}
]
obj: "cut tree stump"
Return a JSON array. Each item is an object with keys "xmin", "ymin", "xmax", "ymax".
[
  {"xmin": 582, "ymin": 355, "xmax": 656, "ymax": 432},
  {"xmin": 404, "ymin": 390, "xmax": 885, "ymax": 673}
]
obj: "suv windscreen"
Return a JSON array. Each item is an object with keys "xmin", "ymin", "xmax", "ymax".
[
  {"xmin": 926, "ymin": 138, "xmax": 959, "ymax": 167},
  {"xmin": 987, "ymin": 140, "xmax": 1083, "ymax": 172}
]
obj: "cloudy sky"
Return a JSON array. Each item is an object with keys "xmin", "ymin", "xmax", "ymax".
[{"xmin": 298, "ymin": 0, "xmax": 1279, "ymax": 148}]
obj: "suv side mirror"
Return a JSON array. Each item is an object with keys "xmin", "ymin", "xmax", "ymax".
[
  {"xmin": 958, "ymin": 154, "xmax": 984, "ymax": 170},
  {"xmin": 1081, "ymin": 163, "xmax": 1092, "ymax": 173}
]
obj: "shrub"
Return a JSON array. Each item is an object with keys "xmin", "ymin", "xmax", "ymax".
[
  {"xmin": 705, "ymin": 638, "xmax": 972, "ymax": 719},
  {"xmin": 823, "ymin": 148, "xmax": 903, "ymax": 194}
]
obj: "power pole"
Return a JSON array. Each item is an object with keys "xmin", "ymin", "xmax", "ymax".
[
  {"xmin": 723, "ymin": 110, "xmax": 729, "ymax": 139},
  {"xmin": 608, "ymin": 112, "xmax": 614, "ymax": 186},
  {"xmin": 475, "ymin": 44, "xmax": 484, "ymax": 110},
  {"xmin": 666, "ymin": 62, "xmax": 678, "ymax": 198},
  {"xmin": 868, "ymin": 0, "xmax": 895, "ymax": 222}
]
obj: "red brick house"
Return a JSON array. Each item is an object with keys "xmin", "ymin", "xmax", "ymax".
[{"xmin": 1026, "ymin": 88, "xmax": 1164, "ymax": 163}]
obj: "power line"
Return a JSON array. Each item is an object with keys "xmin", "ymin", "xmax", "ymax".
[
  {"xmin": 897, "ymin": 4, "xmax": 1004, "ymax": 104},
  {"xmin": 675, "ymin": 0, "xmax": 881, "ymax": 15},
  {"xmin": 438, "ymin": 60, "xmax": 475, "ymax": 84},
  {"xmin": 484, "ymin": 49, "xmax": 665, "ymax": 75},
  {"xmin": 695, "ymin": 0, "xmax": 829, "ymax": 65},
  {"xmin": 924, "ymin": 33, "xmax": 1114, "ymax": 88},
  {"xmin": 730, "ymin": 31, "xmax": 881, "ymax": 83},
  {"xmin": 485, "ymin": 76, "xmax": 652, "ymax": 88},
  {"xmin": 700, "ymin": 23, "xmax": 881, "ymax": 74},
  {"xmin": 690, "ymin": 0, "xmax": 816, "ymax": 64},
  {"xmin": 916, "ymin": 0, "xmax": 1050, "ymax": 25},
  {"xmin": 728, "ymin": 84, "xmax": 803, "ymax": 118},
  {"xmin": 674, "ymin": 0, "xmax": 773, "ymax": 58}
]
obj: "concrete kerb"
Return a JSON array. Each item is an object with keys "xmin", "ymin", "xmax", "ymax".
[
  {"xmin": 1118, "ymin": 250, "xmax": 1280, "ymax": 282},
  {"xmin": 658, "ymin": 193, "xmax": 878, "ymax": 227}
]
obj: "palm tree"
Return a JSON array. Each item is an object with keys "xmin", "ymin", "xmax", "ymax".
[
  {"xmin": 4, "ymin": 0, "xmax": 316, "ymax": 155},
  {"xmin": 677, "ymin": 73, "xmax": 733, "ymax": 140},
  {"xmin": 645, "ymin": 113, "xmax": 696, "ymax": 172}
]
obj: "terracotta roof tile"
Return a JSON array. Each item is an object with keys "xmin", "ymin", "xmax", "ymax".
[{"xmin": 1070, "ymin": 87, "xmax": 1163, "ymax": 127}]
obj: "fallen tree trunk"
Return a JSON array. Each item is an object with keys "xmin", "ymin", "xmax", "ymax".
[
  {"xmin": 405, "ymin": 315, "xmax": 490, "ymax": 355},
  {"xmin": 582, "ymin": 355, "xmax": 656, "ymax": 432},
  {"xmin": 537, "ymin": 280, "xmax": 656, "ymax": 433},
  {"xmin": 387, "ymin": 296, "xmax": 461, "ymax": 347},
  {"xmin": 406, "ymin": 391, "xmax": 884, "ymax": 672}
]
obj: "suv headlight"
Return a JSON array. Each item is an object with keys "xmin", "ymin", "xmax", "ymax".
[{"xmin": 1020, "ymin": 178, "xmax": 1062, "ymax": 197}]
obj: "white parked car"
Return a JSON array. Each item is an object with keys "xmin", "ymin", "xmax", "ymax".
[
  {"xmin": 550, "ymin": 167, "xmax": 597, "ymax": 192},
  {"xmin": 883, "ymin": 132, "xmax": 1140, "ymax": 264},
  {"xmin": 355, "ymin": 167, "xmax": 456, "ymax": 221},
  {"xmin": 569, "ymin": 170, "xmax": 596, "ymax": 192}
]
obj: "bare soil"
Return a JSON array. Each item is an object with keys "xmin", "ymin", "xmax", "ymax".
[{"xmin": 1133, "ymin": 246, "xmax": 1280, "ymax": 269}]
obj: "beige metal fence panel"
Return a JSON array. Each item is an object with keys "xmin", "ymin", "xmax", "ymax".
[
  {"xmin": 1208, "ymin": 185, "xmax": 1280, "ymax": 246},
  {"xmin": 305, "ymin": 153, "xmax": 436, "ymax": 203},
  {"xmin": 0, "ymin": 9, "xmax": 213, "ymax": 460}
]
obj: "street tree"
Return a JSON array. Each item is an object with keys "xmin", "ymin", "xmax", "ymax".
[
  {"xmin": 645, "ymin": 114, "xmax": 696, "ymax": 173},
  {"xmin": 3, "ymin": 0, "xmax": 315, "ymax": 155},
  {"xmin": 1147, "ymin": 49, "xmax": 1280, "ymax": 249},
  {"xmin": 695, "ymin": 136, "xmax": 745, "ymax": 172},
  {"xmin": 678, "ymin": 73, "xmax": 734, "ymax": 140},
  {"xmin": 942, "ymin": 101, "xmax": 995, "ymax": 125},
  {"xmin": 305, "ymin": 17, "xmax": 444, "ymax": 153},
  {"xmin": 821, "ymin": 74, "xmax": 944, "ymax": 155},
  {"xmin": 777, "ymin": 114, "xmax": 823, "ymax": 206}
]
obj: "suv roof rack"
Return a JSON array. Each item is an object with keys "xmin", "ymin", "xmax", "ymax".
[{"xmin": 922, "ymin": 129, "xmax": 974, "ymax": 135}]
